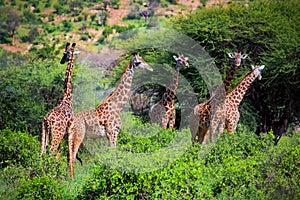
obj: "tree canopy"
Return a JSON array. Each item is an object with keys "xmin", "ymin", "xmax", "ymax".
[{"xmin": 172, "ymin": 0, "xmax": 300, "ymax": 139}]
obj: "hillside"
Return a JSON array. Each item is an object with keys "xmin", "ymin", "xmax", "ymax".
[{"xmin": 0, "ymin": 0, "xmax": 228, "ymax": 55}]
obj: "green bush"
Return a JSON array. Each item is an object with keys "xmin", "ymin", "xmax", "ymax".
[
  {"xmin": 61, "ymin": 20, "xmax": 73, "ymax": 32},
  {"xmin": 258, "ymin": 134, "xmax": 300, "ymax": 199},
  {"xmin": 0, "ymin": 129, "xmax": 39, "ymax": 168},
  {"xmin": 78, "ymin": 122, "xmax": 300, "ymax": 199},
  {"xmin": 80, "ymin": 33, "xmax": 90, "ymax": 41},
  {"xmin": 0, "ymin": 129, "xmax": 69, "ymax": 199},
  {"xmin": 118, "ymin": 114, "xmax": 178, "ymax": 153},
  {"xmin": 16, "ymin": 176, "xmax": 64, "ymax": 199},
  {"xmin": 0, "ymin": 49, "xmax": 70, "ymax": 134}
]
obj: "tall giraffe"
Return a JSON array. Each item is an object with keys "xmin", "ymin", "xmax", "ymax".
[
  {"xmin": 149, "ymin": 53, "xmax": 189, "ymax": 130},
  {"xmin": 67, "ymin": 53, "xmax": 153, "ymax": 179},
  {"xmin": 40, "ymin": 42, "xmax": 76, "ymax": 157},
  {"xmin": 189, "ymin": 51, "xmax": 247, "ymax": 143},
  {"xmin": 191, "ymin": 65, "xmax": 265, "ymax": 144}
]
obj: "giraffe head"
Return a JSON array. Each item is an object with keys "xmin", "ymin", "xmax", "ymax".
[
  {"xmin": 251, "ymin": 65, "xmax": 265, "ymax": 80},
  {"xmin": 130, "ymin": 52, "xmax": 153, "ymax": 71},
  {"xmin": 60, "ymin": 42, "xmax": 76, "ymax": 64},
  {"xmin": 227, "ymin": 50, "xmax": 248, "ymax": 68},
  {"xmin": 173, "ymin": 53, "xmax": 189, "ymax": 70}
]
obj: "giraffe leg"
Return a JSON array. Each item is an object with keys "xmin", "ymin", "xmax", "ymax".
[
  {"xmin": 168, "ymin": 109, "xmax": 176, "ymax": 130},
  {"xmin": 50, "ymin": 128, "xmax": 65, "ymax": 159},
  {"xmin": 68, "ymin": 123, "xmax": 84, "ymax": 180},
  {"xmin": 161, "ymin": 114, "xmax": 169, "ymax": 129},
  {"xmin": 190, "ymin": 126, "xmax": 198, "ymax": 143},
  {"xmin": 149, "ymin": 108, "xmax": 155, "ymax": 124},
  {"xmin": 227, "ymin": 112, "xmax": 240, "ymax": 134},
  {"xmin": 189, "ymin": 111, "xmax": 200, "ymax": 143},
  {"xmin": 109, "ymin": 123, "xmax": 121, "ymax": 147},
  {"xmin": 202, "ymin": 129, "xmax": 210, "ymax": 144},
  {"xmin": 45, "ymin": 123, "xmax": 50, "ymax": 152},
  {"xmin": 217, "ymin": 119, "xmax": 226, "ymax": 137},
  {"xmin": 40, "ymin": 119, "xmax": 47, "ymax": 155},
  {"xmin": 227, "ymin": 120, "xmax": 238, "ymax": 134},
  {"xmin": 106, "ymin": 118, "xmax": 121, "ymax": 147},
  {"xmin": 149, "ymin": 105, "xmax": 158, "ymax": 124},
  {"xmin": 208, "ymin": 116, "xmax": 220, "ymax": 143}
]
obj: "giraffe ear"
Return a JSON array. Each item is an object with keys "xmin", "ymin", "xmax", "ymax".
[
  {"xmin": 241, "ymin": 54, "xmax": 248, "ymax": 59},
  {"xmin": 251, "ymin": 65, "xmax": 255, "ymax": 70},
  {"xmin": 173, "ymin": 55, "xmax": 179, "ymax": 61},
  {"xmin": 185, "ymin": 57, "xmax": 189, "ymax": 61},
  {"xmin": 228, "ymin": 53, "xmax": 235, "ymax": 58}
]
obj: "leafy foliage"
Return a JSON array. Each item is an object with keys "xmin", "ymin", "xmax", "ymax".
[
  {"xmin": 0, "ymin": 48, "xmax": 72, "ymax": 134},
  {"xmin": 172, "ymin": 0, "xmax": 300, "ymax": 135},
  {"xmin": 77, "ymin": 116, "xmax": 300, "ymax": 199},
  {"xmin": 0, "ymin": 129, "xmax": 39, "ymax": 168},
  {"xmin": 0, "ymin": 129, "xmax": 69, "ymax": 199},
  {"xmin": 16, "ymin": 176, "xmax": 64, "ymax": 200},
  {"xmin": 0, "ymin": 113, "xmax": 299, "ymax": 199}
]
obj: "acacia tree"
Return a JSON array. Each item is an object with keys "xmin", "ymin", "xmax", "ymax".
[
  {"xmin": 0, "ymin": 7, "xmax": 22, "ymax": 46},
  {"xmin": 173, "ymin": 0, "xmax": 300, "ymax": 142}
]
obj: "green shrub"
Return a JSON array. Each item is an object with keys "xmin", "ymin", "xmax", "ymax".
[
  {"xmin": 0, "ymin": 130, "xmax": 69, "ymax": 199},
  {"xmin": 258, "ymin": 134, "xmax": 300, "ymax": 200},
  {"xmin": 61, "ymin": 20, "xmax": 73, "ymax": 32},
  {"xmin": 78, "ymin": 126, "xmax": 300, "ymax": 199},
  {"xmin": 111, "ymin": 0, "xmax": 121, "ymax": 9},
  {"xmin": 126, "ymin": 4, "xmax": 141, "ymax": 20},
  {"xmin": 0, "ymin": 49, "xmax": 73, "ymax": 134},
  {"xmin": 0, "ymin": 164, "xmax": 28, "ymax": 199},
  {"xmin": 0, "ymin": 129, "xmax": 39, "ymax": 168},
  {"xmin": 118, "ymin": 113, "xmax": 178, "ymax": 153},
  {"xmin": 16, "ymin": 176, "xmax": 64, "ymax": 199},
  {"xmin": 80, "ymin": 33, "xmax": 90, "ymax": 41}
]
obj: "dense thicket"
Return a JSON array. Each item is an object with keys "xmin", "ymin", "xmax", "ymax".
[
  {"xmin": 1, "ymin": 117, "xmax": 299, "ymax": 199},
  {"xmin": 0, "ymin": 48, "xmax": 69, "ymax": 134},
  {"xmin": 75, "ymin": 118, "xmax": 300, "ymax": 199},
  {"xmin": 173, "ymin": 0, "xmax": 300, "ymax": 139}
]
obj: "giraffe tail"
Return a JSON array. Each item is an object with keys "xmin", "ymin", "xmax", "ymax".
[
  {"xmin": 40, "ymin": 119, "xmax": 50, "ymax": 156},
  {"xmin": 76, "ymin": 155, "xmax": 83, "ymax": 165}
]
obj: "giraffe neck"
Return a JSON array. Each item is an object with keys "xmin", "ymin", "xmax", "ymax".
[
  {"xmin": 223, "ymin": 66, "xmax": 237, "ymax": 93},
  {"xmin": 227, "ymin": 70, "xmax": 257, "ymax": 106},
  {"xmin": 162, "ymin": 66, "xmax": 179, "ymax": 104},
  {"xmin": 103, "ymin": 64, "xmax": 134, "ymax": 112},
  {"xmin": 169, "ymin": 66, "xmax": 179, "ymax": 92},
  {"xmin": 62, "ymin": 52, "xmax": 74, "ymax": 100}
]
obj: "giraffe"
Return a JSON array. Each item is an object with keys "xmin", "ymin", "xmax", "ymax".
[
  {"xmin": 149, "ymin": 53, "xmax": 189, "ymax": 130},
  {"xmin": 189, "ymin": 50, "xmax": 247, "ymax": 143},
  {"xmin": 67, "ymin": 53, "xmax": 153, "ymax": 179},
  {"xmin": 40, "ymin": 42, "xmax": 76, "ymax": 158},
  {"xmin": 191, "ymin": 65, "xmax": 265, "ymax": 144}
]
